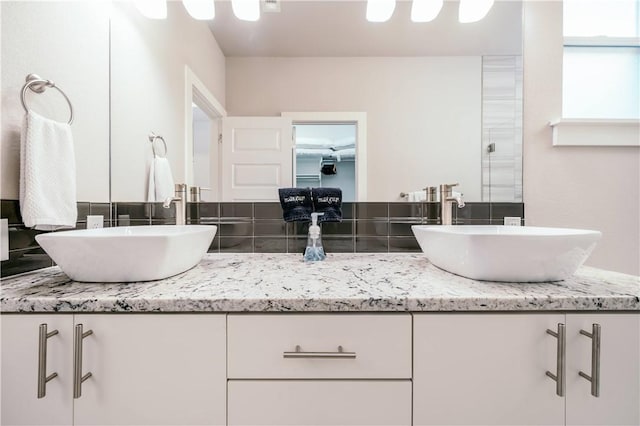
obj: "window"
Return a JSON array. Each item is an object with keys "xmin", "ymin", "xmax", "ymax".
[{"xmin": 562, "ymin": 0, "xmax": 640, "ymax": 119}]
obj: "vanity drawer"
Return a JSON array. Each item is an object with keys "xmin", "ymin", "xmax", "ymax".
[
  {"xmin": 227, "ymin": 314, "xmax": 411, "ymax": 379},
  {"xmin": 228, "ymin": 380, "xmax": 412, "ymax": 426}
]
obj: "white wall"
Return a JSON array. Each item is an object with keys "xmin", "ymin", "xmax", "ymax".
[
  {"xmin": 523, "ymin": 2, "xmax": 640, "ymax": 275},
  {"xmin": 226, "ymin": 57, "xmax": 482, "ymax": 201},
  {"xmin": 110, "ymin": 1, "xmax": 226, "ymax": 201},
  {"xmin": 1, "ymin": 1, "xmax": 110, "ymax": 202}
]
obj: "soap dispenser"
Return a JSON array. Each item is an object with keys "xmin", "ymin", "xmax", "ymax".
[{"xmin": 304, "ymin": 212, "xmax": 326, "ymax": 261}]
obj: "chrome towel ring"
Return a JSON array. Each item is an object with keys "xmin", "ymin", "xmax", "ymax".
[
  {"xmin": 20, "ymin": 74, "xmax": 74, "ymax": 125},
  {"xmin": 149, "ymin": 132, "xmax": 168, "ymax": 158}
]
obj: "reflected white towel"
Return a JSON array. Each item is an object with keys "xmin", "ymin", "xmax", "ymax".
[
  {"xmin": 147, "ymin": 156, "xmax": 175, "ymax": 202},
  {"xmin": 407, "ymin": 191, "xmax": 427, "ymax": 202},
  {"xmin": 19, "ymin": 111, "xmax": 77, "ymax": 230}
]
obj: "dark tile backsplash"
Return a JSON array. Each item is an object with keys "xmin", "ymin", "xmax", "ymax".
[{"xmin": 1, "ymin": 199, "xmax": 524, "ymax": 278}]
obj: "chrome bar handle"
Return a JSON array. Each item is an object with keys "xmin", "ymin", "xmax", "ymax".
[
  {"xmin": 37, "ymin": 324, "xmax": 59, "ymax": 398},
  {"xmin": 578, "ymin": 324, "xmax": 601, "ymax": 397},
  {"xmin": 73, "ymin": 324, "xmax": 93, "ymax": 399},
  {"xmin": 545, "ymin": 323, "xmax": 566, "ymax": 397},
  {"xmin": 283, "ymin": 345, "xmax": 356, "ymax": 359}
]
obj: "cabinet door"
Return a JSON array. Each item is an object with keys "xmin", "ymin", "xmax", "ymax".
[
  {"xmin": 414, "ymin": 314, "xmax": 565, "ymax": 426},
  {"xmin": 73, "ymin": 314, "xmax": 226, "ymax": 426},
  {"xmin": 566, "ymin": 313, "xmax": 640, "ymax": 426},
  {"xmin": 1, "ymin": 314, "xmax": 74, "ymax": 425},
  {"xmin": 228, "ymin": 380, "xmax": 411, "ymax": 425}
]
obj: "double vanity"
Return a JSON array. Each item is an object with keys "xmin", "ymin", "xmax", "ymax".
[{"xmin": 1, "ymin": 252, "xmax": 639, "ymax": 426}]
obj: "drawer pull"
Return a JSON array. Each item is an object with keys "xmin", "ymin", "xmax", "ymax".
[
  {"xmin": 545, "ymin": 323, "xmax": 565, "ymax": 397},
  {"xmin": 73, "ymin": 324, "xmax": 93, "ymax": 399},
  {"xmin": 579, "ymin": 324, "xmax": 601, "ymax": 397},
  {"xmin": 283, "ymin": 345, "xmax": 356, "ymax": 359},
  {"xmin": 37, "ymin": 324, "xmax": 59, "ymax": 398}
]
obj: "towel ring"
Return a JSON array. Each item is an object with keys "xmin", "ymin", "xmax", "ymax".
[
  {"xmin": 149, "ymin": 133, "xmax": 168, "ymax": 158},
  {"xmin": 20, "ymin": 74, "xmax": 74, "ymax": 125}
]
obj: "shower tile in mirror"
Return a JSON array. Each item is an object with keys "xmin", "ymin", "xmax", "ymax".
[
  {"xmin": 254, "ymin": 220, "xmax": 286, "ymax": 236},
  {"xmin": 220, "ymin": 237, "xmax": 253, "ymax": 253},
  {"xmin": 254, "ymin": 202, "xmax": 283, "ymax": 219},
  {"xmin": 389, "ymin": 203, "xmax": 422, "ymax": 219},
  {"xmin": 355, "ymin": 203, "xmax": 388, "ymax": 220},
  {"xmin": 356, "ymin": 220, "xmax": 388, "ymax": 237},
  {"xmin": 389, "ymin": 237, "xmax": 421, "ymax": 253},
  {"xmin": 254, "ymin": 237, "xmax": 287, "ymax": 253},
  {"xmin": 220, "ymin": 202, "xmax": 253, "ymax": 220},
  {"xmin": 356, "ymin": 236, "xmax": 388, "ymax": 253}
]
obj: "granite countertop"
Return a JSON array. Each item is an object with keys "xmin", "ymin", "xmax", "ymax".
[{"xmin": 1, "ymin": 253, "xmax": 638, "ymax": 313}]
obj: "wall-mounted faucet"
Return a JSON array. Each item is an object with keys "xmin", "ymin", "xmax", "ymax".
[
  {"xmin": 163, "ymin": 183, "xmax": 187, "ymax": 225},
  {"xmin": 439, "ymin": 183, "xmax": 465, "ymax": 225}
]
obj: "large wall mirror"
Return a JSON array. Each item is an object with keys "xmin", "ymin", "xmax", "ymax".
[{"xmin": 1, "ymin": 1, "xmax": 523, "ymax": 204}]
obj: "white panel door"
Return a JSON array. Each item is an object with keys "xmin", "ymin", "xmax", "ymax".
[
  {"xmin": 566, "ymin": 313, "xmax": 640, "ymax": 426},
  {"xmin": 414, "ymin": 314, "xmax": 565, "ymax": 426},
  {"xmin": 73, "ymin": 314, "xmax": 226, "ymax": 426},
  {"xmin": 1, "ymin": 314, "xmax": 74, "ymax": 425},
  {"xmin": 228, "ymin": 380, "xmax": 411, "ymax": 426},
  {"xmin": 221, "ymin": 117, "xmax": 293, "ymax": 201}
]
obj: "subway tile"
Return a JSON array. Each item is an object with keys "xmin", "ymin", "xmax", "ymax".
[
  {"xmin": 254, "ymin": 220, "xmax": 286, "ymax": 237},
  {"xmin": 356, "ymin": 236, "xmax": 388, "ymax": 253},
  {"xmin": 454, "ymin": 219, "xmax": 492, "ymax": 225},
  {"xmin": 356, "ymin": 220, "xmax": 388, "ymax": 237},
  {"xmin": 114, "ymin": 203, "xmax": 150, "ymax": 222},
  {"xmin": 286, "ymin": 221, "xmax": 310, "ymax": 237},
  {"xmin": 1, "ymin": 200, "xmax": 22, "ymax": 225},
  {"xmin": 8, "ymin": 227, "xmax": 46, "ymax": 251},
  {"xmin": 220, "ymin": 202, "xmax": 253, "ymax": 219},
  {"xmin": 423, "ymin": 202, "xmax": 440, "ymax": 221},
  {"xmin": 254, "ymin": 202, "xmax": 283, "ymax": 219},
  {"xmin": 219, "ymin": 222, "xmax": 253, "ymax": 237},
  {"xmin": 321, "ymin": 220, "xmax": 353, "ymax": 236},
  {"xmin": 115, "ymin": 219, "xmax": 151, "ymax": 227},
  {"xmin": 324, "ymin": 237, "xmax": 355, "ymax": 253},
  {"xmin": 89, "ymin": 203, "xmax": 111, "ymax": 219},
  {"xmin": 151, "ymin": 219, "xmax": 177, "ymax": 226},
  {"xmin": 219, "ymin": 237, "xmax": 253, "ymax": 253},
  {"xmin": 209, "ymin": 236, "xmax": 220, "ymax": 253},
  {"xmin": 76, "ymin": 203, "xmax": 90, "ymax": 222},
  {"xmin": 341, "ymin": 203, "xmax": 355, "ymax": 220},
  {"xmin": 355, "ymin": 203, "xmax": 388, "ymax": 220},
  {"xmin": 190, "ymin": 202, "xmax": 219, "ymax": 222},
  {"xmin": 1, "ymin": 248, "xmax": 53, "ymax": 278},
  {"xmin": 389, "ymin": 203, "xmax": 422, "ymax": 219},
  {"xmin": 456, "ymin": 202, "xmax": 490, "ymax": 220},
  {"xmin": 287, "ymin": 237, "xmax": 307, "ymax": 255},
  {"xmin": 389, "ymin": 221, "xmax": 421, "ymax": 236},
  {"xmin": 389, "ymin": 237, "xmax": 422, "ymax": 253},
  {"xmin": 148, "ymin": 203, "xmax": 175, "ymax": 220},
  {"xmin": 254, "ymin": 238, "xmax": 287, "ymax": 253},
  {"xmin": 491, "ymin": 203, "xmax": 524, "ymax": 220}
]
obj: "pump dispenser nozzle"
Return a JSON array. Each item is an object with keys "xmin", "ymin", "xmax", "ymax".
[{"xmin": 304, "ymin": 212, "xmax": 326, "ymax": 261}]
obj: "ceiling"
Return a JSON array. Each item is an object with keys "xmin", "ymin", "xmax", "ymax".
[{"xmin": 209, "ymin": 0, "xmax": 523, "ymax": 57}]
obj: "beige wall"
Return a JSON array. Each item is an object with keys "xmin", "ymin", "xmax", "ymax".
[
  {"xmin": 225, "ymin": 57, "xmax": 482, "ymax": 201},
  {"xmin": 1, "ymin": 1, "xmax": 110, "ymax": 202},
  {"xmin": 523, "ymin": 1, "xmax": 640, "ymax": 275},
  {"xmin": 110, "ymin": 1, "xmax": 226, "ymax": 201}
]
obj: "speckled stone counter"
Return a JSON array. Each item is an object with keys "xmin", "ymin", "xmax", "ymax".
[{"xmin": 1, "ymin": 254, "xmax": 638, "ymax": 312}]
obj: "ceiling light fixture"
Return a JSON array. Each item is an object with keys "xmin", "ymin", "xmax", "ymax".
[
  {"xmin": 366, "ymin": 0, "xmax": 396, "ymax": 23},
  {"xmin": 411, "ymin": 0, "xmax": 443, "ymax": 23},
  {"xmin": 133, "ymin": 0, "xmax": 167, "ymax": 19},
  {"xmin": 458, "ymin": 0, "xmax": 494, "ymax": 23},
  {"xmin": 183, "ymin": 0, "xmax": 215, "ymax": 20},
  {"xmin": 231, "ymin": 0, "xmax": 260, "ymax": 21}
]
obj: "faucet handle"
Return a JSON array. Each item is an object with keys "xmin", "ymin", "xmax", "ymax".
[{"xmin": 444, "ymin": 183, "xmax": 459, "ymax": 188}]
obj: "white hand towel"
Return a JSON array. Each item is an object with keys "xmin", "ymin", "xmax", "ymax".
[
  {"xmin": 20, "ymin": 110, "xmax": 77, "ymax": 230},
  {"xmin": 147, "ymin": 156, "xmax": 175, "ymax": 202}
]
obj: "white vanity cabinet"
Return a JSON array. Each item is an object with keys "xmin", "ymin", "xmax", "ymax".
[
  {"xmin": 226, "ymin": 314, "xmax": 412, "ymax": 426},
  {"xmin": 414, "ymin": 313, "xmax": 640, "ymax": 426},
  {"xmin": 1, "ymin": 314, "xmax": 226, "ymax": 426}
]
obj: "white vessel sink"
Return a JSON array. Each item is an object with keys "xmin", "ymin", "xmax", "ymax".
[
  {"xmin": 412, "ymin": 225, "xmax": 601, "ymax": 282},
  {"xmin": 36, "ymin": 225, "xmax": 217, "ymax": 282}
]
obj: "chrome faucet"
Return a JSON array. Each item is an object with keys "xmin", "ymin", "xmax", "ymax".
[
  {"xmin": 163, "ymin": 183, "xmax": 187, "ymax": 225},
  {"xmin": 439, "ymin": 183, "xmax": 465, "ymax": 225}
]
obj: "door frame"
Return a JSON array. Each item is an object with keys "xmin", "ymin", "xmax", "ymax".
[
  {"xmin": 184, "ymin": 66, "xmax": 227, "ymax": 197},
  {"xmin": 281, "ymin": 112, "xmax": 367, "ymax": 202}
]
